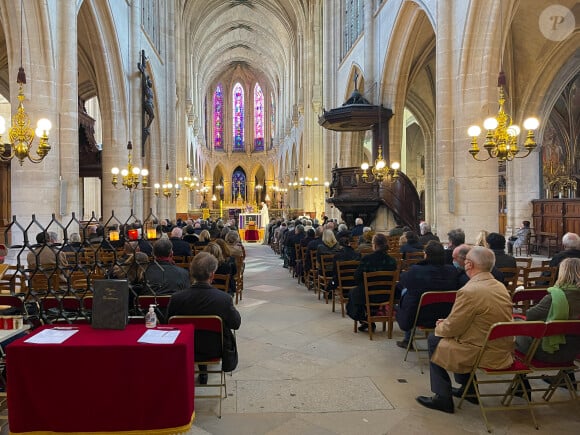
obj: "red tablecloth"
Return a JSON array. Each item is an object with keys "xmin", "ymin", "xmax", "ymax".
[
  {"xmin": 7, "ymin": 324, "xmax": 195, "ymax": 434},
  {"xmin": 244, "ymin": 229, "xmax": 260, "ymax": 242}
]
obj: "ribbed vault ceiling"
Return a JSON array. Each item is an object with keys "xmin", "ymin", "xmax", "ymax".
[{"xmin": 182, "ymin": 0, "xmax": 305, "ymax": 96}]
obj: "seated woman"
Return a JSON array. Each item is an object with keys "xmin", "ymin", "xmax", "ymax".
[
  {"xmin": 516, "ymin": 257, "xmax": 580, "ymax": 391},
  {"xmin": 474, "ymin": 230, "xmax": 489, "ymax": 248},
  {"xmin": 517, "ymin": 257, "xmax": 580, "ymax": 363},
  {"xmin": 346, "ymin": 233, "xmax": 398, "ymax": 331},
  {"xmin": 195, "ymin": 229, "xmax": 211, "ymax": 246},
  {"xmin": 395, "ymin": 241, "xmax": 460, "ymax": 348},
  {"xmin": 316, "ymin": 229, "xmax": 342, "ymax": 273}
]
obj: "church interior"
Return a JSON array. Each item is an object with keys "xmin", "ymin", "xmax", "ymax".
[{"xmin": 0, "ymin": 0, "xmax": 579, "ymax": 433}]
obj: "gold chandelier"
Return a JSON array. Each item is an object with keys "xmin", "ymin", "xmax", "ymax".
[
  {"xmin": 154, "ymin": 163, "xmax": 180, "ymax": 199},
  {"xmin": 468, "ymin": 72, "xmax": 539, "ymax": 161},
  {"xmin": 178, "ymin": 164, "xmax": 201, "ymax": 191},
  {"xmin": 359, "ymin": 145, "xmax": 400, "ymax": 183},
  {"xmin": 0, "ymin": 72, "xmax": 52, "ymax": 166},
  {"xmin": 111, "ymin": 141, "xmax": 149, "ymax": 191}
]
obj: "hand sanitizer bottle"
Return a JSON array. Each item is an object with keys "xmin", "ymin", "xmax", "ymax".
[{"xmin": 145, "ymin": 304, "xmax": 157, "ymax": 328}]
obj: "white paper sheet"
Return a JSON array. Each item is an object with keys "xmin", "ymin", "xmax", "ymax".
[
  {"xmin": 137, "ymin": 329, "xmax": 180, "ymax": 344},
  {"xmin": 25, "ymin": 328, "xmax": 79, "ymax": 344}
]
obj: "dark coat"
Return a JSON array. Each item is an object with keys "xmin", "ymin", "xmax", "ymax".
[
  {"xmin": 492, "ymin": 249, "xmax": 517, "ymax": 269},
  {"xmin": 170, "ymin": 238, "xmax": 193, "ymax": 257},
  {"xmin": 143, "ymin": 260, "xmax": 190, "ymax": 295},
  {"xmin": 347, "ymin": 250, "xmax": 398, "ymax": 321},
  {"xmin": 331, "ymin": 246, "xmax": 361, "ymax": 288},
  {"xmin": 400, "ymin": 242, "xmax": 424, "ymax": 258},
  {"xmin": 351, "ymin": 224, "xmax": 364, "ymax": 237},
  {"xmin": 167, "ymin": 282, "xmax": 241, "ymax": 361},
  {"xmin": 418, "ymin": 232, "xmax": 440, "ymax": 247},
  {"xmin": 395, "ymin": 262, "xmax": 460, "ymax": 331}
]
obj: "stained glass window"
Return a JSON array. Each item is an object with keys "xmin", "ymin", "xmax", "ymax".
[
  {"xmin": 254, "ymin": 83, "xmax": 264, "ymax": 151},
  {"xmin": 270, "ymin": 92, "xmax": 275, "ymax": 149},
  {"xmin": 213, "ymin": 84, "xmax": 223, "ymax": 150},
  {"xmin": 232, "ymin": 168, "xmax": 247, "ymax": 202},
  {"xmin": 233, "ymin": 83, "xmax": 244, "ymax": 151}
]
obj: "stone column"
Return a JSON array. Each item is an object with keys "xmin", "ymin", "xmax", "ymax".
[{"xmin": 10, "ymin": 2, "xmax": 61, "ymax": 243}]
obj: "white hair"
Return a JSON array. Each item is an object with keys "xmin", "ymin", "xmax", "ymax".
[
  {"xmin": 355, "ymin": 218, "xmax": 363, "ymax": 225},
  {"xmin": 562, "ymin": 232, "xmax": 580, "ymax": 249}
]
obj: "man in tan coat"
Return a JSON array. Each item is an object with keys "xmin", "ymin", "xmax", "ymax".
[{"xmin": 416, "ymin": 246, "xmax": 514, "ymax": 413}]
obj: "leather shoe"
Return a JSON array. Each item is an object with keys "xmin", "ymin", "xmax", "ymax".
[
  {"xmin": 396, "ymin": 340, "xmax": 410, "ymax": 349},
  {"xmin": 198, "ymin": 373, "xmax": 208, "ymax": 385},
  {"xmin": 416, "ymin": 394, "xmax": 454, "ymax": 413},
  {"xmin": 358, "ymin": 322, "xmax": 376, "ymax": 332},
  {"xmin": 451, "ymin": 386, "xmax": 479, "ymax": 404},
  {"xmin": 513, "ymin": 378, "xmax": 532, "ymax": 400}
]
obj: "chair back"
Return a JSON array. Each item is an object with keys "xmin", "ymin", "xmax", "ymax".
[
  {"xmin": 363, "ymin": 270, "xmax": 399, "ymax": 312},
  {"xmin": 498, "ymin": 267, "xmax": 520, "ymax": 294},
  {"xmin": 544, "ymin": 319, "xmax": 580, "ymax": 337},
  {"xmin": 487, "ymin": 321, "xmax": 546, "ymax": 342},
  {"xmin": 512, "ymin": 288, "xmax": 549, "ymax": 304},
  {"xmin": 419, "ymin": 290, "xmax": 458, "ymax": 307},
  {"xmin": 137, "ymin": 294, "xmax": 172, "ymax": 323},
  {"xmin": 336, "ymin": 260, "xmax": 359, "ymax": 289},
  {"xmin": 318, "ymin": 254, "xmax": 335, "ymax": 276},
  {"xmin": 212, "ymin": 273, "xmax": 231, "ymax": 293},
  {"xmin": 523, "ymin": 265, "xmax": 557, "ymax": 289},
  {"xmin": 168, "ymin": 315, "xmax": 224, "ymax": 361},
  {"xmin": 514, "ymin": 257, "xmax": 532, "ymax": 269}
]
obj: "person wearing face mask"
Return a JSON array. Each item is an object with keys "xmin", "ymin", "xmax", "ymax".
[
  {"xmin": 453, "ymin": 244, "xmax": 504, "ymax": 286},
  {"xmin": 416, "ymin": 246, "xmax": 514, "ymax": 414}
]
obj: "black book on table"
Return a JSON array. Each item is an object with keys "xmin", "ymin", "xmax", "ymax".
[{"xmin": 92, "ymin": 279, "xmax": 129, "ymax": 330}]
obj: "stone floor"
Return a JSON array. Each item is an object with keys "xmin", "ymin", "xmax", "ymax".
[{"xmin": 187, "ymin": 243, "xmax": 580, "ymax": 435}]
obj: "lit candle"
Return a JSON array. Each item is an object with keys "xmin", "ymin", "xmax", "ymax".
[
  {"xmin": 127, "ymin": 229, "xmax": 139, "ymax": 241},
  {"xmin": 109, "ymin": 230, "xmax": 119, "ymax": 241},
  {"xmin": 147, "ymin": 228, "xmax": 157, "ymax": 240}
]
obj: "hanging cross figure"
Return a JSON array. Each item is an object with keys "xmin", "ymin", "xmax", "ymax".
[{"xmin": 138, "ymin": 50, "xmax": 155, "ymax": 156}]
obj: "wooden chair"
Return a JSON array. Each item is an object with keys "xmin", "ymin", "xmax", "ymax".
[
  {"xmin": 212, "ymin": 273, "xmax": 231, "ymax": 294},
  {"xmin": 233, "ymin": 256, "xmax": 245, "ymax": 304},
  {"xmin": 523, "ymin": 266, "xmax": 557, "ymax": 289},
  {"xmin": 316, "ymin": 254, "xmax": 335, "ymax": 303},
  {"xmin": 514, "ymin": 257, "xmax": 533, "ymax": 285},
  {"xmin": 457, "ymin": 321, "xmax": 546, "ymax": 432},
  {"xmin": 404, "ymin": 290, "xmax": 457, "ymax": 373},
  {"xmin": 356, "ymin": 269, "xmax": 400, "ymax": 340},
  {"xmin": 294, "ymin": 243, "xmax": 303, "ymax": 283},
  {"xmin": 401, "ymin": 251, "xmax": 424, "ymax": 272},
  {"xmin": 514, "ymin": 231, "xmax": 533, "ymax": 256},
  {"xmin": 305, "ymin": 250, "xmax": 318, "ymax": 291},
  {"xmin": 498, "ymin": 267, "xmax": 520, "ymax": 295},
  {"xmin": 169, "ymin": 315, "xmax": 227, "ymax": 418},
  {"xmin": 334, "ymin": 260, "xmax": 359, "ymax": 317}
]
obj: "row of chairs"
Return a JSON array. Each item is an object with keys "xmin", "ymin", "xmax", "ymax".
[
  {"xmin": 404, "ymin": 288, "xmax": 553, "ymax": 373},
  {"xmin": 458, "ymin": 320, "xmax": 580, "ymax": 432}
]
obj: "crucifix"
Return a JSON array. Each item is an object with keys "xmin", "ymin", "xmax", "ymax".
[{"xmin": 137, "ymin": 50, "xmax": 155, "ymax": 157}]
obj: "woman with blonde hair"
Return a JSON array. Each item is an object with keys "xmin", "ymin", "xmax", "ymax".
[
  {"xmin": 474, "ymin": 230, "xmax": 489, "ymax": 248},
  {"xmin": 195, "ymin": 230, "xmax": 211, "ymax": 246},
  {"xmin": 517, "ymin": 257, "xmax": 580, "ymax": 364},
  {"xmin": 316, "ymin": 229, "xmax": 342, "ymax": 270}
]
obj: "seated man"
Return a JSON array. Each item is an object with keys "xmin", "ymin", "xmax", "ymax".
[
  {"xmin": 395, "ymin": 241, "xmax": 459, "ymax": 349},
  {"xmin": 416, "ymin": 246, "xmax": 514, "ymax": 413},
  {"xmin": 142, "ymin": 239, "xmax": 190, "ymax": 295},
  {"xmin": 167, "ymin": 252, "xmax": 241, "ymax": 383}
]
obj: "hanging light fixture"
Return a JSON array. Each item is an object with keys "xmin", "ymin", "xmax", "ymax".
[
  {"xmin": 111, "ymin": 141, "xmax": 149, "ymax": 191},
  {"xmin": 467, "ymin": 4, "xmax": 539, "ymax": 162},
  {"xmin": 0, "ymin": 0, "xmax": 52, "ymax": 165},
  {"xmin": 178, "ymin": 164, "xmax": 201, "ymax": 191},
  {"xmin": 154, "ymin": 163, "xmax": 180, "ymax": 199},
  {"xmin": 358, "ymin": 103, "xmax": 399, "ymax": 184},
  {"xmin": 468, "ymin": 72, "xmax": 539, "ymax": 161}
]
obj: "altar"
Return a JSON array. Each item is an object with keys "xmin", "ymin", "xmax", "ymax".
[{"xmin": 238, "ymin": 213, "xmax": 263, "ymax": 242}]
